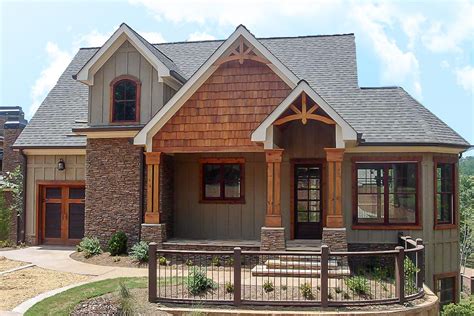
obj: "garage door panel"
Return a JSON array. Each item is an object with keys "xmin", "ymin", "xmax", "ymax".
[
  {"xmin": 44, "ymin": 203, "xmax": 61, "ymax": 239},
  {"xmin": 68, "ymin": 203, "xmax": 85, "ymax": 239}
]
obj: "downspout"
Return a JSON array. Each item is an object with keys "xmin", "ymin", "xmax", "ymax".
[{"xmin": 19, "ymin": 149, "xmax": 27, "ymax": 244}]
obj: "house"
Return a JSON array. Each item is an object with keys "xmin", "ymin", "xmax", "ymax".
[{"xmin": 13, "ymin": 24, "xmax": 470, "ymax": 306}]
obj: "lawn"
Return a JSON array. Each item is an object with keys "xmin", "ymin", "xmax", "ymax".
[{"xmin": 25, "ymin": 277, "xmax": 148, "ymax": 316}]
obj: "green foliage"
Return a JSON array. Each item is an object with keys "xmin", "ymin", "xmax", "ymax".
[
  {"xmin": 460, "ymin": 157, "xmax": 474, "ymax": 176},
  {"xmin": 0, "ymin": 166, "xmax": 24, "ymax": 243},
  {"xmin": 224, "ymin": 282, "xmax": 234, "ymax": 293},
  {"xmin": 460, "ymin": 175, "xmax": 474, "ymax": 268},
  {"xmin": 346, "ymin": 276, "xmax": 370, "ymax": 295},
  {"xmin": 186, "ymin": 268, "xmax": 216, "ymax": 295},
  {"xmin": 335, "ymin": 287, "xmax": 342, "ymax": 294},
  {"xmin": 118, "ymin": 282, "xmax": 134, "ymax": 316},
  {"xmin": 159, "ymin": 256, "xmax": 168, "ymax": 266},
  {"xmin": 299, "ymin": 283, "xmax": 314, "ymax": 300},
  {"xmin": 107, "ymin": 231, "xmax": 128, "ymax": 256},
  {"xmin": 0, "ymin": 193, "xmax": 9, "ymax": 241},
  {"xmin": 441, "ymin": 296, "xmax": 474, "ymax": 316},
  {"xmin": 129, "ymin": 241, "xmax": 149, "ymax": 262},
  {"xmin": 77, "ymin": 237, "xmax": 102, "ymax": 258},
  {"xmin": 211, "ymin": 256, "xmax": 221, "ymax": 267},
  {"xmin": 185, "ymin": 259, "xmax": 194, "ymax": 266},
  {"xmin": 404, "ymin": 257, "xmax": 420, "ymax": 294},
  {"xmin": 263, "ymin": 280, "xmax": 274, "ymax": 293}
]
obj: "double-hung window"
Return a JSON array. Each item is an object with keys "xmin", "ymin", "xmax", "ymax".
[
  {"xmin": 354, "ymin": 159, "xmax": 420, "ymax": 227},
  {"xmin": 434, "ymin": 157, "xmax": 457, "ymax": 228}
]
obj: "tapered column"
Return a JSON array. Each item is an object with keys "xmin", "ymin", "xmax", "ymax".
[
  {"xmin": 324, "ymin": 148, "xmax": 344, "ymax": 228},
  {"xmin": 145, "ymin": 152, "xmax": 162, "ymax": 224},
  {"xmin": 264, "ymin": 149, "xmax": 284, "ymax": 227}
]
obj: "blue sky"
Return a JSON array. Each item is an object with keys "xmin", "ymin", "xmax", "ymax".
[{"xmin": 1, "ymin": 0, "xmax": 473, "ymax": 152}]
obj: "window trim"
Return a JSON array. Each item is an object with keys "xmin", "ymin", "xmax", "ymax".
[
  {"xmin": 199, "ymin": 158, "xmax": 245, "ymax": 204},
  {"xmin": 433, "ymin": 271, "xmax": 459, "ymax": 306},
  {"xmin": 434, "ymin": 156, "xmax": 458, "ymax": 230},
  {"xmin": 110, "ymin": 75, "xmax": 141, "ymax": 124},
  {"xmin": 351, "ymin": 156, "xmax": 422, "ymax": 230}
]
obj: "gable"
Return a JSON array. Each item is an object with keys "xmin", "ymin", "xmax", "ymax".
[{"xmin": 152, "ymin": 60, "xmax": 291, "ymax": 152}]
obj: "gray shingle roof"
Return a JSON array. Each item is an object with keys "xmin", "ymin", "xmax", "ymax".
[{"xmin": 14, "ymin": 33, "xmax": 470, "ymax": 148}]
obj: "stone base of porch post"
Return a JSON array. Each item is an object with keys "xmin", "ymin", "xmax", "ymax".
[
  {"xmin": 322, "ymin": 227, "xmax": 348, "ymax": 252},
  {"xmin": 260, "ymin": 227, "xmax": 286, "ymax": 251},
  {"xmin": 141, "ymin": 223, "xmax": 167, "ymax": 248}
]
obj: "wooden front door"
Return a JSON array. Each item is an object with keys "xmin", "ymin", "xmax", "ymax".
[
  {"xmin": 40, "ymin": 185, "xmax": 85, "ymax": 245},
  {"xmin": 294, "ymin": 164, "xmax": 323, "ymax": 239}
]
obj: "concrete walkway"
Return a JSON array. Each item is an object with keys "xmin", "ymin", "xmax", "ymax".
[{"xmin": 0, "ymin": 246, "xmax": 148, "ymax": 315}]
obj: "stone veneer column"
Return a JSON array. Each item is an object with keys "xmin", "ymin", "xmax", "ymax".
[
  {"xmin": 260, "ymin": 149, "xmax": 286, "ymax": 251},
  {"xmin": 322, "ymin": 148, "xmax": 348, "ymax": 252},
  {"xmin": 140, "ymin": 152, "xmax": 167, "ymax": 247}
]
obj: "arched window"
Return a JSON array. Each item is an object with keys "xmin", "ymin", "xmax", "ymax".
[{"xmin": 111, "ymin": 76, "xmax": 140, "ymax": 123}]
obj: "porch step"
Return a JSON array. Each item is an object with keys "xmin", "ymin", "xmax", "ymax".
[
  {"xmin": 265, "ymin": 259, "xmax": 338, "ymax": 269},
  {"xmin": 251, "ymin": 265, "xmax": 350, "ymax": 278}
]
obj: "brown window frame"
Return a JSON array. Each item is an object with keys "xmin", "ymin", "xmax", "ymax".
[
  {"xmin": 434, "ymin": 272, "xmax": 459, "ymax": 306},
  {"xmin": 199, "ymin": 158, "xmax": 245, "ymax": 204},
  {"xmin": 352, "ymin": 156, "xmax": 422, "ymax": 230},
  {"xmin": 110, "ymin": 75, "xmax": 141, "ymax": 124},
  {"xmin": 434, "ymin": 156, "xmax": 458, "ymax": 230}
]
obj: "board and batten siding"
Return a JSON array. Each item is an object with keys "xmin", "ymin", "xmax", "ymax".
[
  {"xmin": 343, "ymin": 153, "xmax": 459, "ymax": 289},
  {"xmin": 25, "ymin": 155, "xmax": 85, "ymax": 241},
  {"xmin": 89, "ymin": 40, "xmax": 176, "ymax": 125}
]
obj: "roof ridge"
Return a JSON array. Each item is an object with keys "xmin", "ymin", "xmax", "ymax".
[{"xmin": 360, "ymin": 86, "xmax": 401, "ymax": 90}]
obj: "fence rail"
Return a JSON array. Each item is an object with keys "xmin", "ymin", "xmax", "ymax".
[{"xmin": 148, "ymin": 236, "xmax": 425, "ymax": 307}]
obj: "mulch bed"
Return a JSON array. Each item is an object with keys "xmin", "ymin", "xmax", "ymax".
[{"xmin": 70, "ymin": 252, "xmax": 148, "ymax": 268}]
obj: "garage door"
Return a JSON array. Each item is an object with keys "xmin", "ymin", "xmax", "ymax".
[{"xmin": 40, "ymin": 184, "xmax": 85, "ymax": 245}]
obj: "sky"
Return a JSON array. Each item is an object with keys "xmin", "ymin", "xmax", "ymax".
[{"xmin": 0, "ymin": 0, "xmax": 473, "ymax": 153}]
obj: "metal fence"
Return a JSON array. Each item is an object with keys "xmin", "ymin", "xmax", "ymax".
[{"xmin": 148, "ymin": 236, "xmax": 425, "ymax": 307}]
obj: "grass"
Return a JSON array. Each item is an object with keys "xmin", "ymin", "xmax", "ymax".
[{"xmin": 25, "ymin": 277, "xmax": 180, "ymax": 316}]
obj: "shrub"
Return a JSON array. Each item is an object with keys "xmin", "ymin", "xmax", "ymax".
[
  {"xmin": 0, "ymin": 193, "xmax": 10, "ymax": 241},
  {"xmin": 185, "ymin": 259, "xmax": 194, "ymax": 266},
  {"xmin": 299, "ymin": 283, "xmax": 314, "ymax": 300},
  {"xmin": 335, "ymin": 287, "xmax": 342, "ymax": 294},
  {"xmin": 442, "ymin": 299, "xmax": 474, "ymax": 316},
  {"xmin": 343, "ymin": 292, "xmax": 350, "ymax": 299},
  {"xmin": 404, "ymin": 257, "xmax": 420, "ymax": 294},
  {"xmin": 346, "ymin": 276, "xmax": 370, "ymax": 295},
  {"xmin": 263, "ymin": 280, "xmax": 274, "ymax": 293},
  {"xmin": 159, "ymin": 256, "xmax": 168, "ymax": 266},
  {"xmin": 211, "ymin": 256, "xmax": 221, "ymax": 267},
  {"xmin": 107, "ymin": 231, "xmax": 128, "ymax": 256},
  {"xmin": 186, "ymin": 268, "xmax": 216, "ymax": 295},
  {"xmin": 129, "ymin": 241, "xmax": 149, "ymax": 262},
  {"xmin": 77, "ymin": 237, "xmax": 102, "ymax": 258},
  {"xmin": 225, "ymin": 282, "xmax": 234, "ymax": 293}
]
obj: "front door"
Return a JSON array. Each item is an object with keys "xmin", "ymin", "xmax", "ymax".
[
  {"xmin": 294, "ymin": 164, "xmax": 323, "ymax": 239},
  {"xmin": 41, "ymin": 185, "xmax": 85, "ymax": 245}
]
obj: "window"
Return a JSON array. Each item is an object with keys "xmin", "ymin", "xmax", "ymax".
[
  {"xmin": 354, "ymin": 160, "xmax": 419, "ymax": 226},
  {"xmin": 435, "ymin": 158, "xmax": 456, "ymax": 227},
  {"xmin": 200, "ymin": 158, "xmax": 244, "ymax": 203},
  {"xmin": 111, "ymin": 76, "xmax": 140, "ymax": 123},
  {"xmin": 435, "ymin": 274, "xmax": 457, "ymax": 307}
]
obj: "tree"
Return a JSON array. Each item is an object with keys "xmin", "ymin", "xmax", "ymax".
[
  {"xmin": 0, "ymin": 166, "xmax": 24, "ymax": 242},
  {"xmin": 460, "ymin": 175, "xmax": 474, "ymax": 269}
]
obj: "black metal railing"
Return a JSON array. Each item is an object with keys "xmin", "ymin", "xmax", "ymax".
[{"xmin": 148, "ymin": 236, "xmax": 424, "ymax": 307}]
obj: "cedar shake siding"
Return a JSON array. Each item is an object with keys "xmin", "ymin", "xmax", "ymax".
[
  {"xmin": 85, "ymin": 138, "xmax": 142, "ymax": 246},
  {"xmin": 152, "ymin": 60, "xmax": 292, "ymax": 152}
]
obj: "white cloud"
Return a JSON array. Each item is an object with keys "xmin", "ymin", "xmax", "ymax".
[
  {"xmin": 422, "ymin": 1, "xmax": 474, "ymax": 53},
  {"xmin": 455, "ymin": 66, "xmax": 474, "ymax": 93},
  {"xmin": 440, "ymin": 60, "xmax": 450, "ymax": 69},
  {"xmin": 188, "ymin": 31, "xmax": 216, "ymax": 41},
  {"xmin": 29, "ymin": 42, "xmax": 72, "ymax": 117}
]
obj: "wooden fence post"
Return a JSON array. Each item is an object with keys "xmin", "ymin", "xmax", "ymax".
[
  {"xmin": 148, "ymin": 242, "xmax": 157, "ymax": 303},
  {"xmin": 395, "ymin": 246, "xmax": 405, "ymax": 304},
  {"xmin": 233, "ymin": 247, "xmax": 242, "ymax": 306},
  {"xmin": 416, "ymin": 238, "xmax": 424, "ymax": 290},
  {"xmin": 321, "ymin": 245, "xmax": 329, "ymax": 308}
]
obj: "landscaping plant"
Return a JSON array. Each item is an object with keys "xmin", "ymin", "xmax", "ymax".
[
  {"xmin": 77, "ymin": 237, "xmax": 102, "ymax": 258},
  {"xmin": 186, "ymin": 267, "xmax": 216, "ymax": 295},
  {"xmin": 263, "ymin": 280, "xmax": 274, "ymax": 293},
  {"xmin": 442, "ymin": 296, "xmax": 474, "ymax": 316},
  {"xmin": 299, "ymin": 283, "xmax": 314, "ymax": 300},
  {"xmin": 159, "ymin": 256, "xmax": 168, "ymax": 266},
  {"xmin": 129, "ymin": 241, "xmax": 149, "ymax": 262},
  {"xmin": 224, "ymin": 282, "xmax": 234, "ymax": 293},
  {"xmin": 107, "ymin": 231, "xmax": 128, "ymax": 256},
  {"xmin": 404, "ymin": 257, "xmax": 420, "ymax": 295},
  {"xmin": 211, "ymin": 256, "xmax": 221, "ymax": 267},
  {"xmin": 346, "ymin": 275, "xmax": 370, "ymax": 295},
  {"xmin": 118, "ymin": 282, "xmax": 135, "ymax": 316}
]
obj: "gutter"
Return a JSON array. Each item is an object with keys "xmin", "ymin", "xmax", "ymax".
[{"xmin": 359, "ymin": 142, "xmax": 472, "ymax": 150}]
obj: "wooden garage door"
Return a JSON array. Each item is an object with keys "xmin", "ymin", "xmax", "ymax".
[{"xmin": 40, "ymin": 184, "xmax": 85, "ymax": 245}]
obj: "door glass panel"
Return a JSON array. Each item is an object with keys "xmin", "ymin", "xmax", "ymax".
[
  {"xmin": 298, "ymin": 212, "xmax": 308, "ymax": 222},
  {"xmin": 297, "ymin": 180, "xmax": 308, "ymax": 189},
  {"xmin": 46, "ymin": 188, "xmax": 62, "ymax": 199},
  {"xmin": 69, "ymin": 203, "xmax": 85, "ymax": 239},
  {"xmin": 45, "ymin": 203, "xmax": 61, "ymax": 238},
  {"xmin": 309, "ymin": 200, "xmax": 320, "ymax": 211},
  {"xmin": 309, "ymin": 190, "xmax": 320, "ymax": 200},
  {"xmin": 309, "ymin": 178, "xmax": 320, "ymax": 189},
  {"xmin": 309, "ymin": 212, "xmax": 320, "ymax": 222},
  {"xmin": 69, "ymin": 188, "xmax": 85, "ymax": 199},
  {"xmin": 297, "ymin": 201, "xmax": 307, "ymax": 212},
  {"xmin": 297, "ymin": 189, "xmax": 308, "ymax": 200}
]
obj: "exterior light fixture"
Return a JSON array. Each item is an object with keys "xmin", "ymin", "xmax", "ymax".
[{"xmin": 57, "ymin": 159, "xmax": 65, "ymax": 171}]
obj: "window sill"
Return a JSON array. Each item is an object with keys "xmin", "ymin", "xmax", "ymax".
[
  {"xmin": 352, "ymin": 224, "xmax": 422, "ymax": 230},
  {"xmin": 434, "ymin": 223, "xmax": 457, "ymax": 230},
  {"xmin": 199, "ymin": 199, "xmax": 246, "ymax": 204}
]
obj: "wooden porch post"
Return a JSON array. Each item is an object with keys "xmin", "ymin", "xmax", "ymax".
[
  {"xmin": 324, "ymin": 148, "xmax": 344, "ymax": 228},
  {"xmin": 265, "ymin": 149, "xmax": 284, "ymax": 227},
  {"xmin": 145, "ymin": 152, "xmax": 162, "ymax": 224}
]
